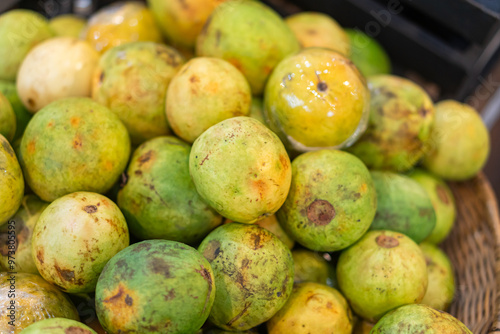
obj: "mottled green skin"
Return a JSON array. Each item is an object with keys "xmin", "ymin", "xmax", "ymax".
[
  {"xmin": 0, "ymin": 135, "xmax": 24, "ymax": 225},
  {"xmin": 423, "ymin": 100, "xmax": 490, "ymax": 180},
  {"xmin": 190, "ymin": 117, "xmax": 291, "ymax": 223},
  {"xmin": 198, "ymin": 223, "xmax": 294, "ymax": 330},
  {"xmin": 337, "ymin": 230, "xmax": 428, "ymax": 322},
  {"xmin": 345, "ymin": 29, "xmax": 391, "ymax": 77},
  {"xmin": 118, "ymin": 136, "xmax": 222, "ymax": 244},
  {"xmin": 0, "ymin": 272, "xmax": 79, "ymax": 334},
  {"xmin": 0, "ymin": 195, "xmax": 48, "ymax": 274},
  {"xmin": 166, "ymin": 57, "xmax": 252, "ymax": 143},
  {"xmin": 420, "ymin": 243, "xmax": 455, "ymax": 311},
  {"xmin": 408, "ymin": 168, "xmax": 456, "ymax": 244},
  {"xmin": 19, "ymin": 97, "xmax": 130, "ymax": 202},
  {"xmin": 370, "ymin": 171, "xmax": 436, "ymax": 243},
  {"xmin": 0, "ymin": 10, "xmax": 54, "ymax": 81},
  {"xmin": 371, "ymin": 304, "xmax": 472, "ymax": 333},
  {"xmin": 96, "ymin": 240, "xmax": 215, "ymax": 334},
  {"xmin": 0, "ymin": 92, "xmax": 16, "ymax": 141},
  {"xmin": 267, "ymin": 282, "xmax": 353, "ymax": 334},
  {"xmin": 292, "ymin": 249, "xmax": 332, "ymax": 285},
  {"xmin": 20, "ymin": 318, "xmax": 97, "ymax": 334},
  {"xmin": 92, "ymin": 42, "xmax": 184, "ymax": 145},
  {"xmin": 49, "ymin": 15, "xmax": 86, "ymax": 38},
  {"xmin": 347, "ymin": 75, "xmax": 435, "ymax": 172},
  {"xmin": 278, "ymin": 150, "xmax": 377, "ymax": 251},
  {"xmin": 32, "ymin": 192, "xmax": 129, "ymax": 293},
  {"xmin": 196, "ymin": 0, "xmax": 300, "ymax": 95},
  {"xmin": 0, "ymin": 80, "xmax": 32, "ymax": 141}
]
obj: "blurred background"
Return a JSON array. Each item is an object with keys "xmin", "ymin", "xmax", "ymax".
[{"xmin": 2, "ymin": 0, "xmax": 500, "ymax": 197}]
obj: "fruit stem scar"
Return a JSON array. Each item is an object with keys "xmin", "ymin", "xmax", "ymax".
[{"xmin": 376, "ymin": 235, "xmax": 399, "ymax": 248}]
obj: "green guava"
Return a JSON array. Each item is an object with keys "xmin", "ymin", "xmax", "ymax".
[
  {"xmin": 0, "ymin": 135, "xmax": 24, "ymax": 225},
  {"xmin": 345, "ymin": 28, "xmax": 391, "ymax": 77},
  {"xmin": 0, "ymin": 92, "xmax": 16, "ymax": 141},
  {"xmin": 0, "ymin": 80, "xmax": 32, "ymax": 141},
  {"xmin": 20, "ymin": 318, "xmax": 97, "ymax": 334}
]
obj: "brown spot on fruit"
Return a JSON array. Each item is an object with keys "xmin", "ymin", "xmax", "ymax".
[
  {"xmin": 307, "ymin": 29, "xmax": 317, "ymax": 35},
  {"xmin": 102, "ymin": 284, "xmax": 137, "ymax": 329},
  {"xmin": 317, "ymin": 81, "xmax": 328, "ymax": 92},
  {"xmin": 149, "ymin": 257, "xmax": 173, "ymax": 278},
  {"xmin": 200, "ymin": 154, "xmax": 210, "ymax": 166},
  {"xmin": 99, "ymin": 71, "xmax": 105, "ymax": 83},
  {"xmin": 376, "ymin": 235, "xmax": 400, "ymax": 248},
  {"xmin": 203, "ymin": 240, "xmax": 221, "ymax": 262},
  {"xmin": 125, "ymin": 294, "xmax": 133, "ymax": 306},
  {"xmin": 83, "ymin": 205, "xmax": 98, "ymax": 213},
  {"xmin": 307, "ymin": 199, "xmax": 335, "ymax": 225},
  {"xmin": 73, "ymin": 135, "xmax": 83, "ymax": 150},
  {"xmin": 55, "ymin": 263, "xmax": 75, "ymax": 281},
  {"xmin": 279, "ymin": 155, "xmax": 289, "ymax": 170},
  {"xmin": 37, "ymin": 249, "xmax": 44, "ymax": 264},
  {"xmin": 164, "ymin": 288, "xmax": 176, "ymax": 300},
  {"xmin": 436, "ymin": 184, "xmax": 450, "ymax": 204},
  {"xmin": 189, "ymin": 75, "xmax": 199, "ymax": 83},
  {"xmin": 27, "ymin": 140, "xmax": 36, "ymax": 154},
  {"xmin": 326, "ymin": 301, "xmax": 333, "ymax": 309},
  {"xmin": 252, "ymin": 180, "xmax": 267, "ymax": 200},
  {"xmin": 27, "ymin": 98, "xmax": 35, "ymax": 108},
  {"xmin": 196, "ymin": 266, "xmax": 213, "ymax": 314},
  {"xmin": 227, "ymin": 302, "xmax": 251, "ymax": 327},
  {"xmin": 250, "ymin": 233, "xmax": 263, "ymax": 250},
  {"xmin": 70, "ymin": 117, "xmax": 80, "ymax": 127},
  {"xmin": 137, "ymin": 150, "xmax": 155, "ymax": 168},
  {"xmin": 65, "ymin": 327, "xmax": 92, "ymax": 334},
  {"xmin": 47, "ymin": 121, "xmax": 54, "ymax": 128}
]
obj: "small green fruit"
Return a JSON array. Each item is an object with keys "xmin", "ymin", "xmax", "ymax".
[
  {"xmin": 0, "ymin": 135, "xmax": 24, "ymax": 225},
  {"xmin": 0, "ymin": 80, "xmax": 32, "ymax": 141},
  {"xmin": 0, "ymin": 91, "xmax": 16, "ymax": 142},
  {"xmin": 345, "ymin": 29, "xmax": 391, "ymax": 77},
  {"xmin": 20, "ymin": 318, "xmax": 97, "ymax": 334},
  {"xmin": 292, "ymin": 249, "xmax": 331, "ymax": 285}
]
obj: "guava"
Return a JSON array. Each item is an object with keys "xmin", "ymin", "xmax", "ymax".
[
  {"xmin": 345, "ymin": 28, "xmax": 391, "ymax": 77},
  {"xmin": 0, "ymin": 134, "xmax": 24, "ymax": 225},
  {"xmin": 49, "ymin": 15, "xmax": 86, "ymax": 38},
  {"xmin": 20, "ymin": 318, "xmax": 97, "ymax": 334},
  {"xmin": 292, "ymin": 249, "xmax": 332, "ymax": 285},
  {"xmin": 0, "ymin": 91, "xmax": 16, "ymax": 141},
  {"xmin": 0, "ymin": 80, "xmax": 32, "ymax": 141}
]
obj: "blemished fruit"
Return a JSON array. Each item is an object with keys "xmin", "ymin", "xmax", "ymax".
[
  {"xmin": 277, "ymin": 150, "xmax": 377, "ymax": 251},
  {"xmin": 20, "ymin": 318, "xmax": 97, "ymax": 334},
  {"xmin": 118, "ymin": 136, "xmax": 222, "ymax": 244},
  {"xmin": 49, "ymin": 15, "xmax": 86, "ymax": 38},
  {"xmin": 82, "ymin": 2, "xmax": 162, "ymax": 54},
  {"xmin": 345, "ymin": 29, "xmax": 391, "ymax": 77},
  {"xmin": 96, "ymin": 240, "xmax": 216, "ymax": 334},
  {"xmin": 337, "ymin": 230, "xmax": 428, "ymax": 322},
  {"xmin": 92, "ymin": 42, "xmax": 184, "ymax": 145},
  {"xmin": 408, "ymin": 168, "xmax": 456, "ymax": 244},
  {"xmin": 423, "ymin": 100, "xmax": 490, "ymax": 180},
  {"xmin": 198, "ymin": 223, "xmax": 294, "ymax": 330},
  {"xmin": 17, "ymin": 37, "xmax": 99, "ymax": 113},
  {"xmin": 420, "ymin": 242, "xmax": 455, "ymax": 311},
  {"xmin": 18, "ymin": 97, "xmax": 130, "ymax": 202},
  {"xmin": 0, "ymin": 9, "xmax": 54, "ymax": 81},
  {"xmin": 347, "ymin": 75, "xmax": 435, "ymax": 172},
  {"xmin": 370, "ymin": 171, "xmax": 436, "ymax": 243},
  {"xmin": 0, "ymin": 80, "xmax": 32, "ymax": 141},
  {"xmin": 0, "ymin": 195, "xmax": 48, "ymax": 274},
  {"xmin": 292, "ymin": 249, "xmax": 330, "ymax": 285},
  {"xmin": 190, "ymin": 117, "xmax": 291, "ymax": 223},
  {"xmin": 0, "ymin": 91, "xmax": 16, "ymax": 141},
  {"xmin": 166, "ymin": 57, "xmax": 252, "ymax": 143},
  {"xmin": 285, "ymin": 12, "xmax": 350, "ymax": 55},
  {"xmin": 0, "ymin": 135, "xmax": 24, "ymax": 225},
  {"xmin": 32, "ymin": 192, "xmax": 129, "ymax": 293},
  {"xmin": 267, "ymin": 282, "xmax": 353, "ymax": 334},
  {"xmin": 0, "ymin": 272, "xmax": 79, "ymax": 334},
  {"xmin": 371, "ymin": 304, "xmax": 472, "ymax": 333},
  {"xmin": 264, "ymin": 48, "xmax": 370, "ymax": 151},
  {"xmin": 196, "ymin": 0, "xmax": 300, "ymax": 95}
]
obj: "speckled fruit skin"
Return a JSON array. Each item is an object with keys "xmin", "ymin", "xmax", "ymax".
[
  {"xmin": 423, "ymin": 100, "xmax": 490, "ymax": 181},
  {"xmin": 371, "ymin": 304, "xmax": 472, "ymax": 333},
  {"xmin": 0, "ymin": 272, "xmax": 79, "ymax": 334},
  {"xmin": 285, "ymin": 12, "xmax": 350, "ymax": 55},
  {"xmin": 20, "ymin": 318, "xmax": 97, "ymax": 334},
  {"xmin": 0, "ymin": 135, "xmax": 24, "ymax": 225},
  {"xmin": 0, "ymin": 10, "xmax": 54, "ymax": 81},
  {"xmin": 198, "ymin": 223, "xmax": 294, "ymax": 331},
  {"xmin": 92, "ymin": 42, "xmax": 184, "ymax": 145},
  {"xmin": 18, "ymin": 97, "xmax": 130, "ymax": 202},
  {"xmin": 264, "ymin": 48, "xmax": 369, "ymax": 151},
  {"xmin": 31, "ymin": 192, "xmax": 129, "ymax": 294},
  {"xmin": 0, "ymin": 92, "xmax": 16, "ymax": 142},
  {"xmin": 337, "ymin": 230, "xmax": 428, "ymax": 322},
  {"xmin": 267, "ymin": 282, "xmax": 353, "ymax": 334},
  {"xmin": 345, "ymin": 29, "xmax": 391, "ymax": 77},
  {"xmin": 190, "ymin": 117, "xmax": 291, "ymax": 223},
  {"xmin": 292, "ymin": 249, "xmax": 330, "ymax": 285},
  {"xmin": 347, "ymin": 75, "xmax": 435, "ymax": 172},
  {"xmin": 96, "ymin": 240, "xmax": 216, "ymax": 334},
  {"xmin": 277, "ymin": 150, "xmax": 376, "ymax": 251},
  {"xmin": 420, "ymin": 242, "xmax": 455, "ymax": 311},
  {"xmin": 196, "ymin": 0, "xmax": 299, "ymax": 95},
  {"xmin": 370, "ymin": 171, "xmax": 436, "ymax": 243},
  {"xmin": 49, "ymin": 15, "xmax": 86, "ymax": 38},
  {"xmin": 166, "ymin": 57, "xmax": 251, "ymax": 143},
  {"xmin": 0, "ymin": 80, "xmax": 32, "ymax": 141},
  {"xmin": 408, "ymin": 168, "xmax": 456, "ymax": 244},
  {"xmin": 0, "ymin": 195, "xmax": 48, "ymax": 274},
  {"xmin": 118, "ymin": 136, "xmax": 222, "ymax": 244}
]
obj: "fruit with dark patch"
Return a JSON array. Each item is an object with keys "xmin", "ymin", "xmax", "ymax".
[
  {"xmin": 49, "ymin": 15, "xmax": 86, "ymax": 38},
  {"xmin": 347, "ymin": 75, "xmax": 435, "ymax": 172},
  {"xmin": 92, "ymin": 42, "xmax": 185, "ymax": 145},
  {"xmin": 292, "ymin": 249, "xmax": 332, "ymax": 285},
  {"xmin": 190, "ymin": 117, "xmax": 291, "ymax": 223},
  {"xmin": 0, "ymin": 91, "xmax": 16, "ymax": 141},
  {"xmin": 345, "ymin": 29, "xmax": 391, "ymax": 77},
  {"xmin": 0, "ymin": 272, "xmax": 79, "ymax": 333},
  {"xmin": 19, "ymin": 317, "xmax": 97, "ymax": 334},
  {"xmin": 18, "ymin": 97, "xmax": 130, "ymax": 202},
  {"xmin": 370, "ymin": 171, "xmax": 436, "ymax": 243},
  {"xmin": 96, "ymin": 240, "xmax": 215, "ymax": 334},
  {"xmin": 371, "ymin": 304, "xmax": 472, "ymax": 333},
  {"xmin": 277, "ymin": 150, "xmax": 376, "ymax": 251},
  {"xmin": 267, "ymin": 282, "xmax": 353, "ymax": 334},
  {"xmin": 0, "ymin": 134, "xmax": 24, "ymax": 225},
  {"xmin": 420, "ymin": 242, "xmax": 455, "ymax": 311},
  {"xmin": 166, "ymin": 57, "xmax": 252, "ymax": 143},
  {"xmin": 0, "ymin": 80, "xmax": 32, "ymax": 141},
  {"xmin": 31, "ymin": 192, "xmax": 129, "ymax": 293},
  {"xmin": 408, "ymin": 168, "xmax": 456, "ymax": 244},
  {"xmin": 337, "ymin": 230, "xmax": 428, "ymax": 321},
  {"xmin": 264, "ymin": 48, "xmax": 369, "ymax": 151},
  {"xmin": 118, "ymin": 136, "xmax": 222, "ymax": 244},
  {"xmin": 198, "ymin": 223, "xmax": 294, "ymax": 330},
  {"xmin": 196, "ymin": 0, "xmax": 299, "ymax": 95}
]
